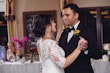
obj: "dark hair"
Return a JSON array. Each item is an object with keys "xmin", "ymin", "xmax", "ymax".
[
  {"xmin": 63, "ymin": 3, "xmax": 80, "ymax": 14},
  {"xmin": 32, "ymin": 13, "xmax": 54, "ymax": 37}
]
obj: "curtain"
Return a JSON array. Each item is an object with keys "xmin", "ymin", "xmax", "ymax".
[{"xmin": 5, "ymin": 0, "xmax": 17, "ymax": 41}]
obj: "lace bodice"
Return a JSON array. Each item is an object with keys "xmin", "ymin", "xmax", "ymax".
[{"xmin": 37, "ymin": 38, "xmax": 66, "ymax": 73}]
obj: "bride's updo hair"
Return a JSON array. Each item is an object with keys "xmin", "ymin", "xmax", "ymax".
[{"xmin": 32, "ymin": 13, "xmax": 54, "ymax": 37}]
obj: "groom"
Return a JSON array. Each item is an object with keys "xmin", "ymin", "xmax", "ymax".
[{"xmin": 59, "ymin": 4, "xmax": 102, "ymax": 73}]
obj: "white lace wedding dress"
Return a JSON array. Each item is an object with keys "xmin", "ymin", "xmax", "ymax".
[{"xmin": 37, "ymin": 38, "xmax": 66, "ymax": 73}]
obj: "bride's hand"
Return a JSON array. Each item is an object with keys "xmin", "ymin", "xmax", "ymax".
[
  {"xmin": 55, "ymin": 30, "xmax": 63, "ymax": 43},
  {"xmin": 77, "ymin": 36, "xmax": 88, "ymax": 51}
]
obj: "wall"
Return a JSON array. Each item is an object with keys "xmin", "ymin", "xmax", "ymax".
[
  {"xmin": 2, "ymin": 0, "xmax": 110, "ymax": 39},
  {"xmin": 0, "ymin": 0, "xmax": 5, "ymax": 12},
  {"xmin": 15, "ymin": 0, "xmax": 63, "ymax": 39},
  {"xmin": 73, "ymin": 0, "xmax": 110, "ymax": 7}
]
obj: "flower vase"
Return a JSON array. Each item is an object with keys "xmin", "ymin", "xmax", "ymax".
[{"xmin": 31, "ymin": 53, "xmax": 34, "ymax": 63}]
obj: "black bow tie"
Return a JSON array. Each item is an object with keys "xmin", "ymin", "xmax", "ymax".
[{"xmin": 67, "ymin": 27, "xmax": 75, "ymax": 32}]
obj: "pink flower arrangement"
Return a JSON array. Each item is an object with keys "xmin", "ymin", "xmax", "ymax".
[{"xmin": 11, "ymin": 36, "xmax": 28, "ymax": 50}]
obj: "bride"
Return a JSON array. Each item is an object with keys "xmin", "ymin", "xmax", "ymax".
[{"xmin": 32, "ymin": 13, "xmax": 87, "ymax": 73}]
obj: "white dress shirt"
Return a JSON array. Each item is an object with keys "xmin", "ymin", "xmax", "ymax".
[{"xmin": 67, "ymin": 21, "xmax": 80, "ymax": 42}]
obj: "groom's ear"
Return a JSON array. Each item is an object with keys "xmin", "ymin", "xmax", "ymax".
[{"xmin": 75, "ymin": 13, "xmax": 79, "ymax": 19}]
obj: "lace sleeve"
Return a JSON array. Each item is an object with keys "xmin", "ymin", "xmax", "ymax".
[{"xmin": 48, "ymin": 41, "xmax": 66, "ymax": 68}]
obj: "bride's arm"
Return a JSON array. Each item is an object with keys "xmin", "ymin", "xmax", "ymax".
[
  {"xmin": 55, "ymin": 30, "xmax": 63, "ymax": 44},
  {"xmin": 49, "ymin": 37, "xmax": 87, "ymax": 68}
]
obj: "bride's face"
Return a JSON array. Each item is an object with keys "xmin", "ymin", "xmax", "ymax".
[{"xmin": 50, "ymin": 20, "xmax": 57, "ymax": 33}]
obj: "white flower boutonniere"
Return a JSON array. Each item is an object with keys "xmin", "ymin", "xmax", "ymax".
[{"xmin": 103, "ymin": 43, "xmax": 110, "ymax": 50}]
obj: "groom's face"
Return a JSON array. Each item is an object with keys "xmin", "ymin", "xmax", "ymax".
[{"xmin": 62, "ymin": 7, "xmax": 79, "ymax": 27}]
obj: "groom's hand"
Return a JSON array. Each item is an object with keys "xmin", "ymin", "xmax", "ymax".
[{"xmin": 78, "ymin": 36, "xmax": 88, "ymax": 51}]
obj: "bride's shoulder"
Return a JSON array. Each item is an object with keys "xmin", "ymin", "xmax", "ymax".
[
  {"xmin": 44, "ymin": 39, "xmax": 56, "ymax": 44},
  {"xmin": 37, "ymin": 38, "xmax": 56, "ymax": 45}
]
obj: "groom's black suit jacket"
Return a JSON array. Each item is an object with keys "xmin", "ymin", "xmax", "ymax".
[{"xmin": 59, "ymin": 23, "xmax": 102, "ymax": 73}]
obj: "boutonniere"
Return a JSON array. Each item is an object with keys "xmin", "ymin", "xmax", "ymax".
[{"xmin": 73, "ymin": 29, "xmax": 80, "ymax": 36}]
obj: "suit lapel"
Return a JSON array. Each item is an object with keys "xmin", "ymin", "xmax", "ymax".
[
  {"xmin": 67, "ymin": 34, "xmax": 79, "ymax": 44},
  {"xmin": 67, "ymin": 23, "xmax": 84, "ymax": 44},
  {"xmin": 63, "ymin": 30, "xmax": 69, "ymax": 44}
]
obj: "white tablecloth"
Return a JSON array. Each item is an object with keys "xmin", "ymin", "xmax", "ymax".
[
  {"xmin": 0, "ymin": 60, "xmax": 110, "ymax": 73},
  {"xmin": 91, "ymin": 59, "xmax": 110, "ymax": 73},
  {"xmin": 0, "ymin": 61, "xmax": 41, "ymax": 73}
]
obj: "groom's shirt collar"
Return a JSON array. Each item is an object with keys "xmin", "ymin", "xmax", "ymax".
[{"xmin": 74, "ymin": 21, "xmax": 80, "ymax": 30}]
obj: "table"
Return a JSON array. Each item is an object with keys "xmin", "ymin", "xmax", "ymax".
[
  {"xmin": 91, "ymin": 59, "xmax": 110, "ymax": 73},
  {"xmin": 0, "ymin": 60, "xmax": 110, "ymax": 73},
  {"xmin": 0, "ymin": 61, "xmax": 41, "ymax": 73}
]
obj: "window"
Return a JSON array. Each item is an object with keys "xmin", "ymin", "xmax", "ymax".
[
  {"xmin": 101, "ymin": 7, "xmax": 110, "ymax": 43},
  {"xmin": 80, "ymin": 7, "xmax": 110, "ymax": 49}
]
